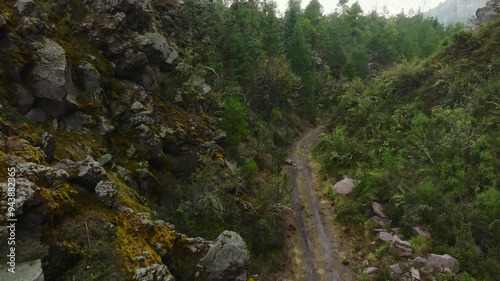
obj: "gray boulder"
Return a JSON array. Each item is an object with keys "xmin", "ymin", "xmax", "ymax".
[
  {"xmin": 100, "ymin": 116, "xmax": 115, "ymax": 135},
  {"xmin": 95, "ymin": 180, "xmax": 118, "ymax": 208},
  {"xmin": 389, "ymin": 235, "xmax": 413, "ymax": 257},
  {"xmin": 16, "ymin": 163, "xmax": 69, "ymax": 185},
  {"xmin": 133, "ymin": 264, "xmax": 174, "ymax": 281},
  {"xmin": 55, "ymin": 156, "xmax": 107, "ymax": 188},
  {"xmin": 76, "ymin": 62, "xmax": 102, "ymax": 94},
  {"xmin": 31, "ymin": 38, "xmax": 78, "ymax": 117},
  {"xmin": 198, "ymin": 231, "xmax": 250, "ymax": 281},
  {"xmin": 371, "ymin": 215, "xmax": 391, "ymax": 228},
  {"xmin": 389, "ymin": 264, "xmax": 402, "ymax": 280},
  {"xmin": 378, "ymin": 231, "xmax": 395, "ymax": 242},
  {"xmin": 131, "ymin": 101, "xmax": 146, "ymax": 113},
  {"xmin": 144, "ymin": 30, "xmax": 180, "ymax": 69},
  {"xmin": 97, "ymin": 154, "xmax": 113, "ymax": 166},
  {"xmin": 333, "ymin": 177, "xmax": 358, "ymax": 194},
  {"xmin": 363, "ymin": 267, "xmax": 378, "ymax": 275},
  {"xmin": 15, "ymin": 0, "xmax": 36, "ymax": 14},
  {"xmin": 372, "ymin": 202, "xmax": 387, "ymax": 218},
  {"xmin": 426, "ymin": 254, "xmax": 459, "ymax": 273},
  {"xmin": 76, "ymin": 156, "xmax": 107, "ymax": 187},
  {"xmin": 0, "ymin": 259, "xmax": 44, "ymax": 281},
  {"xmin": 410, "ymin": 267, "xmax": 420, "ymax": 280},
  {"xmin": 0, "ymin": 179, "xmax": 40, "ymax": 216},
  {"xmin": 412, "ymin": 256, "xmax": 428, "ymax": 265},
  {"xmin": 412, "ymin": 226, "xmax": 431, "ymax": 239},
  {"xmin": 191, "ymin": 76, "xmax": 212, "ymax": 95}
]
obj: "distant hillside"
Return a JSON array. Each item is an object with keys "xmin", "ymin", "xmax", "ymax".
[{"xmin": 425, "ymin": 0, "xmax": 488, "ymax": 25}]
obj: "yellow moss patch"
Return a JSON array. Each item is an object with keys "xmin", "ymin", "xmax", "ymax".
[
  {"xmin": 108, "ymin": 172, "xmax": 149, "ymax": 213},
  {"xmin": 39, "ymin": 181, "xmax": 78, "ymax": 217},
  {"xmin": 52, "ymin": 131, "xmax": 106, "ymax": 161},
  {"xmin": 108, "ymin": 172, "xmax": 176, "ymax": 274},
  {"xmin": 216, "ymin": 152, "xmax": 225, "ymax": 161},
  {"xmin": 6, "ymin": 139, "xmax": 45, "ymax": 164},
  {"xmin": 114, "ymin": 210, "xmax": 175, "ymax": 274}
]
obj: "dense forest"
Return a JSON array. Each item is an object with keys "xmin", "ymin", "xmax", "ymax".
[{"xmin": 0, "ymin": 0, "xmax": 498, "ymax": 280}]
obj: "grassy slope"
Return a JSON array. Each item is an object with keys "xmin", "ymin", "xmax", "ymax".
[{"xmin": 314, "ymin": 19, "xmax": 500, "ymax": 279}]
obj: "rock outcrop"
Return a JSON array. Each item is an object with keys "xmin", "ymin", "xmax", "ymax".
[
  {"xmin": 134, "ymin": 264, "xmax": 175, "ymax": 281},
  {"xmin": 332, "ymin": 176, "xmax": 358, "ymax": 194},
  {"xmin": 197, "ymin": 231, "xmax": 250, "ymax": 281},
  {"xmin": 475, "ymin": 0, "xmax": 500, "ymax": 26},
  {"xmin": 29, "ymin": 38, "xmax": 78, "ymax": 119},
  {"xmin": 426, "ymin": 254, "xmax": 460, "ymax": 273},
  {"xmin": 0, "ymin": 259, "xmax": 44, "ymax": 281}
]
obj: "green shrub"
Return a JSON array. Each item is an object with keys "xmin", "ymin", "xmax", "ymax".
[
  {"xmin": 409, "ymin": 235, "xmax": 431, "ymax": 256},
  {"xmin": 242, "ymin": 157, "xmax": 258, "ymax": 186}
]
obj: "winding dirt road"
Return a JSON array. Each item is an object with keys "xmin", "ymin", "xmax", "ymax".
[{"xmin": 283, "ymin": 128, "xmax": 353, "ymax": 281}]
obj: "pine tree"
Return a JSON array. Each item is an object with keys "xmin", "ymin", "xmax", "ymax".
[
  {"xmin": 261, "ymin": 1, "xmax": 283, "ymax": 57},
  {"xmin": 304, "ymin": 0, "xmax": 323, "ymax": 48},
  {"xmin": 284, "ymin": 0, "xmax": 317, "ymax": 120},
  {"xmin": 221, "ymin": 96, "xmax": 250, "ymax": 145}
]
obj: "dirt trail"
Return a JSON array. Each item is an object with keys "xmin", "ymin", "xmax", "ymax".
[{"xmin": 283, "ymin": 128, "xmax": 353, "ymax": 281}]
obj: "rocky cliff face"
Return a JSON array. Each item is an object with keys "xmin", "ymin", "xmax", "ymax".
[
  {"xmin": 0, "ymin": 1, "xmax": 252, "ymax": 280},
  {"xmin": 425, "ymin": 0, "xmax": 487, "ymax": 25},
  {"xmin": 474, "ymin": 0, "xmax": 500, "ymax": 26}
]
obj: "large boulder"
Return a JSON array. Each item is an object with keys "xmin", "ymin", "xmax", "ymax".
[
  {"xmin": 197, "ymin": 231, "xmax": 250, "ymax": 281},
  {"xmin": 75, "ymin": 62, "xmax": 102, "ymax": 94},
  {"xmin": 0, "ymin": 178, "xmax": 40, "ymax": 217},
  {"xmin": 0, "ymin": 259, "xmax": 44, "ymax": 281},
  {"xmin": 95, "ymin": 180, "xmax": 118, "ymax": 208},
  {"xmin": 30, "ymin": 38, "xmax": 78, "ymax": 117},
  {"xmin": 55, "ymin": 156, "xmax": 107, "ymax": 188},
  {"xmin": 389, "ymin": 235, "xmax": 413, "ymax": 257},
  {"xmin": 76, "ymin": 156, "xmax": 108, "ymax": 187},
  {"xmin": 16, "ymin": 163, "xmax": 69, "ymax": 186},
  {"xmin": 332, "ymin": 176, "xmax": 358, "ymax": 194},
  {"xmin": 426, "ymin": 254, "xmax": 459, "ymax": 273},
  {"xmin": 143, "ymin": 30, "xmax": 179, "ymax": 70},
  {"xmin": 378, "ymin": 231, "xmax": 395, "ymax": 242}
]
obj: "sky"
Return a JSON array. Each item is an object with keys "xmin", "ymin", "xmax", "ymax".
[{"xmin": 274, "ymin": 0, "xmax": 445, "ymax": 16}]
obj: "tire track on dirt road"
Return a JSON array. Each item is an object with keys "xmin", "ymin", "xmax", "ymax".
[{"xmin": 286, "ymin": 128, "xmax": 353, "ymax": 281}]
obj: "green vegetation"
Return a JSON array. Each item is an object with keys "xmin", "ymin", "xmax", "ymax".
[
  {"xmin": 314, "ymin": 19, "xmax": 500, "ymax": 279},
  {"xmin": 220, "ymin": 96, "xmax": 250, "ymax": 146}
]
